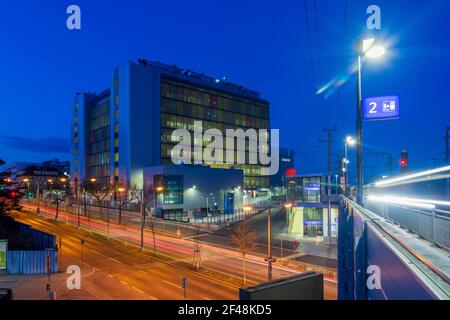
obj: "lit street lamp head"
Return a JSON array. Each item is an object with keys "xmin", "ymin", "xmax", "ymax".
[{"xmin": 362, "ymin": 38, "xmax": 386, "ymax": 59}]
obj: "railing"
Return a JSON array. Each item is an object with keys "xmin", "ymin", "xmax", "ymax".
[
  {"xmin": 364, "ymin": 200, "xmax": 450, "ymax": 251},
  {"xmin": 339, "ymin": 197, "xmax": 450, "ymax": 300}
]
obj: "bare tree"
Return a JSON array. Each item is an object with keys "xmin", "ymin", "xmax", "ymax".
[
  {"xmin": 86, "ymin": 181, "xmax": 111, "ymax": 219},
  {"xmin": 136, "ymin": 182, "xmax": 155, "ymax": 252},
  {"xmin": 50, "ymin": 188, "xmax": 66, "ymax": 222},
  {"xmin": 193, "ymin": 227, "xmax": 202, "ymax": 270},
  {"xmin": 79, "ymin": 180, "xmax": 90, "ymax": 217},
  {"xmin": 232, "ymin": 222, "xmax": 257, "ymax": 285},
  {"xmin": 117, "ymin": 183, "xmax": 139, "ymax": 224}
]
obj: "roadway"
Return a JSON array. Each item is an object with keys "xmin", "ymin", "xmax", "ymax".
[{"xmin": 17, "ymin": 203, "xmax": 337, "ymax": 299}]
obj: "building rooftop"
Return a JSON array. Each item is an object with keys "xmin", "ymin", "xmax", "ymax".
[{"xmin": 136, "ymin": 59, "xmax": 263, "ymax": 100}]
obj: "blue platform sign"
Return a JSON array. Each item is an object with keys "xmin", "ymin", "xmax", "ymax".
[{"xmin": 362, "ymin": 95, "xmax": 400, "ymax": 121}]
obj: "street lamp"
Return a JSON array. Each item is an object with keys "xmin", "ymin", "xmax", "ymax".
[
  {"xmin": 343, "ymin": 136, "xmax": 355, "ymax": 196},
  {"xmin": 284, "ymin": 203, "xmax": 293, "ymax": 209},
  {"xmin": 356, "ymin": 38, "xmax": 386, "ymax": 205}
]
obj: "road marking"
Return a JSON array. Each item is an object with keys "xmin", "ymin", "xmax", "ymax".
[
  {"xmin": 109, "ymin": 257, "xmax": 122, "ymax": 264},
  {"xmin": 149, "ymin": 295, "xmax": 157, "ymax": 300},
  {"xmin": 107, "ymin": 274, "xmax": 114, "ymax": 278},
  {"xmin": 120, "ymin": 280, "xmax": 129, "ymax": 286},
  {"xmin": 163, "ymin": 279, "xmax": 182, "ymax": 289},
  {"xmin": 132, "ymin": 286, "xmax": 145, "ymax": 294},
  {"xmin": 138, "ymin": 270, "xmax": 152, "ymax": 278},
  {"xmin": 203, "ymin": 297, "xmax": 211, "ymax": 300},
  {"xmin": 91, "ymin": 249, "xmax": 102, "ymax": 255}
]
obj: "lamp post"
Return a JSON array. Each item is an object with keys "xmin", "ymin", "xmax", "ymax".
[
  {"xmin": 343, "ymin": 136, "xmax": 355, "ymax": 196},
  {"xmin": 264, "ymin": 206, "xmax": 276, "ymax": 281},
  {"xmin": 356, "ymin": 39, "xmax": 386, "ymax": 205}
]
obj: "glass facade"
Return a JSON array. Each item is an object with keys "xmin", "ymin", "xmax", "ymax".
[
  {"xmin": 287, "ymin": 176, "xmax": 323, "ymax": 203},
  {"xmin": 87, "ymin": 95, "xmax": 111, "ymax": 186},
  {"xmin": 160, "ymin": 77, "xmax": 270, "ymax": 189},
  {"xmin": 73, "ymin": 101, "xmax": 79, "ymax": 182},
  {"xmin": 303, "ymin": 207, "xmax": 324, "ymax": 237},
  {"xmin": 154, "ymin": 174, "xmax": 184, "ymax": 205}
]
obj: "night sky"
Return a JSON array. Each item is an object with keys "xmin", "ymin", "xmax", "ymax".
[{"xmin": 1, "ymin": 0, "xmax": 449, "ymax": 183}]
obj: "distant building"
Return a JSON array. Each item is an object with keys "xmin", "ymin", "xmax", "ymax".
[
  {"xmin": 270, "ymin": 148, "xmax": 295, "ymax": 187},
  {"xmin": 0, "ymin": 159, "xmax": 69, "ymax": 189},
  {"xmin": 71, "ymin": 60, "xmax": 270, "ymax": 191},
  {"xmin": 285, "ymin": 173, "xmax": 339, "ymax": 242},
  {"xmin": 143, "ymin": 165, "xmax": 243, "ymax": 219}
]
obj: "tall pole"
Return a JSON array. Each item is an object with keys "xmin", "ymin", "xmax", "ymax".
[
  {"xmin": 327, "ymin": 129, "xmax": 332, "ymax": 247},
  {"xmin": 321, "ymin": 128, "xmax": 335, "ymax": 247},
  {"xmin": 266, "ymin": 207, "xmax": 274, "ymax": 281},
  {"xmin": 36, "ymin": 183, "xmax": 41, "ymax": 215},
  {"xmin": 77, "ymin": 185, "xmax": 81, "ymax": 229},
  {"xmin": 446, "ymin": 126, "xmax": 449, "ymax": 197},
  {"xmin": 344, "ymin": 142, "xmax": 348, "ymax": 196},
  {"xmin": 356, "ymin": 53, "xmax": 364, "ymax": 205},
  {"xmin": 140, "ymin": 188, "xmax": 145, "ymax": 252}
]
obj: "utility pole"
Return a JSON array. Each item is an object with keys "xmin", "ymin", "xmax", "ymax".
[
  {"xmin": 356, "ymin": 53, "xmax": 363, "ymax": 205},
  {"xmin": 265, "ymin": 207, "xmax": 275, "ymax": 281},
  {"xmin": 140, "ymin": 188, "xmax": 145, "ymax": 252},
  {"xmin": 320, "ymin": 127, "xmax": 337, "ymax": 247},
  {"xmin": 446, "ymin": 126, "xmax": 450, "ymax": 197}
]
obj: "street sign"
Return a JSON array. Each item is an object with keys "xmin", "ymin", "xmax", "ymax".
[
  {"xmin": 0, "ymin": 240, "xmax": 7, "ymax": 270},
  {"xmin": 362, "ymin": 95, "xmax": 400, "ymax": 121}
]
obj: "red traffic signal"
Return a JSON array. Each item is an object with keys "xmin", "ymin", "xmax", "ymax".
[{"xmin": 400, "ymin": 150, "xmax": 409, "ymax": 172}]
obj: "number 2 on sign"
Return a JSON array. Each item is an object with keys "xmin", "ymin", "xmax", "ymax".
[{"xmin": 369, "ymin": 102, "xmax": 377, "ymax": 114}]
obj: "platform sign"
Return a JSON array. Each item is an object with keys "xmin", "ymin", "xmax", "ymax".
[
  {"xmin": 363, "ymin": 95, "xmax": 400, "ymax": 121},
  {"xmin": 0, "ymin": 240, "xmax": 7, "ymax": 270}
]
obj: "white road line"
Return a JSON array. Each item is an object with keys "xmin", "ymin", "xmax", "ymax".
[
  {"xmin": 149, "ymin": 296, "xmax": 157, "ymax": 300},
  {"xmin": 109, "ymin": 257, "xmax": 122, "ymax": 264},
  {"xmin": 90, "ymin": 250, "xmax": 102, "ymax": 255},
  {"xmin": 132, "ymin": 286, "xmax": 145, "ymax": 294},
  {"xmin": 163, "ymin": 279, "xmax": 182, "ymax": 289},
  {"xmin": 107, "ymin": 274, "xmax": 114, "ymax": 278},
  {"xmin": 203, "ymin": 297, "xmax": 211, "ymax": 300},
  {"xmin": 120, "ymin": 280, "xmax": 129, "ymax": 286}
]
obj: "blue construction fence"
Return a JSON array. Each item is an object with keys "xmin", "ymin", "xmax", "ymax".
[
  {"xmin": 338, "ymin": 198, "xmax": 439, "ymax": 300},
  {"xmin": 7, "ymin": 250, "xmax": 58, "ymax": 274},
  {"xmin": 3, "ymin": 220, "xmax": 58, "ymax": 274},
  {"xmin": 16, "ymin": 222, "xmax": 57, "ymax": 250}
]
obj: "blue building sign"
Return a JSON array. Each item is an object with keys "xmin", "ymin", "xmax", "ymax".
[{"xmin": 362, "ymin": 95, "xmax": 400, "ymax": 121}]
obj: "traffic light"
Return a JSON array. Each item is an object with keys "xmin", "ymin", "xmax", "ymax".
[{"xmin": 400, "ymin": 150, "xmax": 408, "ymax": 173}]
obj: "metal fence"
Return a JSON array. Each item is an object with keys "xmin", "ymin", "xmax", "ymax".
[
  {"xmin": 364, "ymin": 200, "xmax": 450, "ymax": 251},
  {"xmin": 7, "ymin": 250, "xmax": 58, "ymax": 275}
]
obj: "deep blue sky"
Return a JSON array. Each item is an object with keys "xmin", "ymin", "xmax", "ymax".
[{"xmin": 1, "ymin": 0, "xmax": 449, "ymax": 182}]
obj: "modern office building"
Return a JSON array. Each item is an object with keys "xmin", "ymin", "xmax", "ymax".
[
  {"xmin": 144, "ymin": 165, "xmax": 243, "ymax": 219},
  {"xmin": 285, "ymin": 174, "xmax": 339, "ymax": 242},
  {"xmin": 71, "ymin": 60, "xmax": 270, "ymax": 191}
]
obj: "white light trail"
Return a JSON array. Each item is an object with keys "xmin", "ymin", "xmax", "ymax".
[
  {"xmin": 367, "ymin": 195, "xmax": 436, "ymax": 210},
  {"xmin": 374, "ymin": 165, "xmax": 450, "ymax": 187},
  {"xmin": 370, "ymin": 195, "xmax": 450, "ymax": 207}
]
